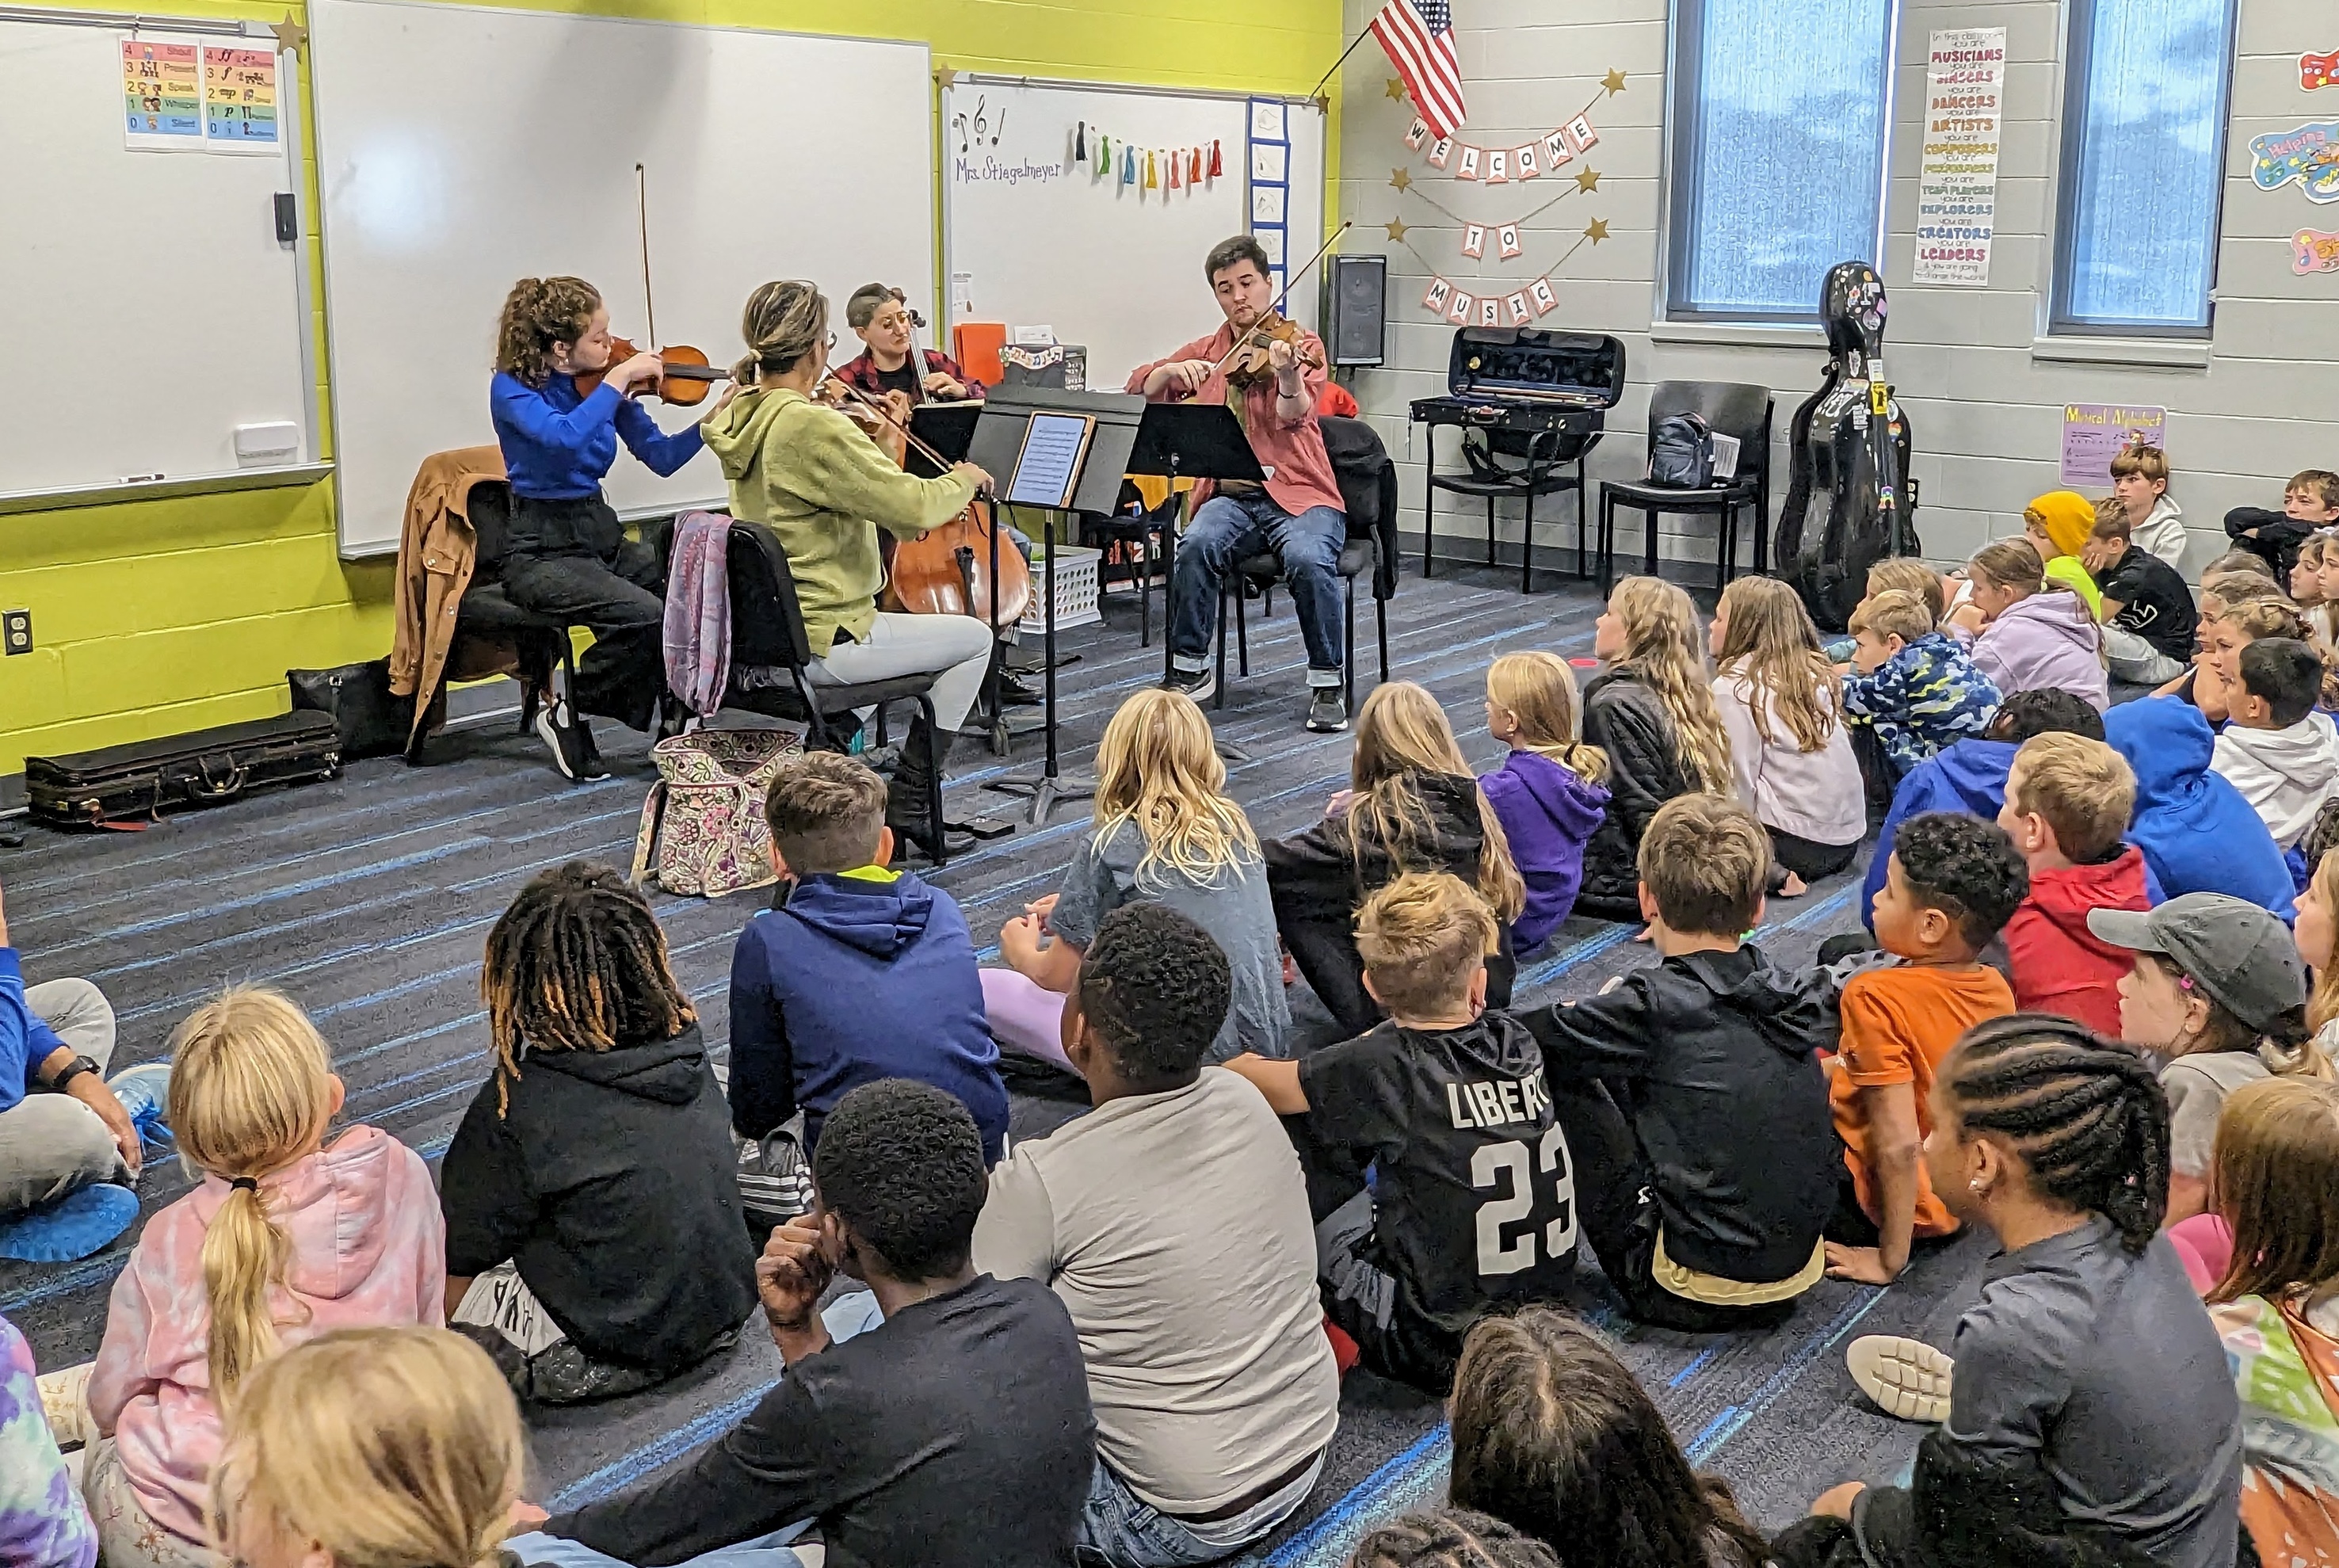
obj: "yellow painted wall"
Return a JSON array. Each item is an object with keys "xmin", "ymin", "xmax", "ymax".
[{"xmin": 0, "ymin": 0, "xmax": 1341, "ymax": 779}]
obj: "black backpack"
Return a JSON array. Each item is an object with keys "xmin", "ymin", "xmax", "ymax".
[{"xmin": 1647, "ymin": 412, "xmax": 1715, "ymax": 488}]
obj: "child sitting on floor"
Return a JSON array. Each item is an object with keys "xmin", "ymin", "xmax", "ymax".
[
  {"xmin": 1227, "ymin": 872, "xmax": 1574, "ymax": 1394},
  {"xmin": 2185, "ymin": 597, "xmax": 2321, "ymax": 725},
  {"xmin": 2211, "ymin": 638, "xmax": 2339, "ymax": 848},
  {"xmin": 1839, "ymin": 589, "xmax": 2001, "ymax": 803},
  {"xmin": 2081, "ymin": 498, "xmax": 2198, "ymax": 685},
  {"xmin": 82, "ymin": 988, "xmax": 441, "ymax": 1567},
  {"xmin": 731, "ymin": 752, "xmax": 1007, "ymax": 1159},
  {"xmin": 1349, "ymin": 1512, "xmax": 1563, "ymax": 1568},
  {"xmin": 2111, "ymin": 441, "xmax": 2188, "ymax": 568},
  {"xmin": 2294, "ymin": 530, "xmax": 2336, "ymax": 639},
  {"xmin": 1709, "ymin": 576, "xmax": 1865, "ymax": 891},
  {"xmin": 1784, "ymin": 1017, "xmax": 2241, "ymax": 1568},
  {"xmin": 1528, "ymin": 795, "xmax": 1837, "ymax": 1332},
  {"xmin": 2018, "ymin": 492, "xmax": 2105, "ymax": 618},
  {"xmin": 1448, "ymin": 1307, "xmax": 1772, "ymax": 1568},
  {"xmin": 2226, "ymin": 467, "xmax": 2339, "ymax": 578},
  {"xmin": 3, "ymin": 1311, "xmax": 93, "ymax": 1568},
  {"xmin": 1952, "ymin": 538, "xmax": 2107, "ymax": 712},
  {"xmin": 984, "ymin": 688, "xmax": 1287, "ymax": 1066},
  {"xmin": 1479, "ymin": 651, "xmax": 1610, "ymax": 952},
  {"xmin": 1996, "ymin": 733, "xmax": 2154, "ymax": 1036},
  {"xmin": 441, "ymin": 863, "xmax": 757, "ymax": 1405},
  {"xmin": 2089, "ymin": 891, "xmax": 2329, "ymax": 1227},
  {"xmin": 1826, "ymin": 814, "xmax": 2026, "ymax": 1286},
  {"xmin": 208, "ymin": 1328, "xmax": 526, "ymax": 1568},
  {"xmin": 1268, "ymin": 682, "xmax": 1526, "ymax": 1034},
  {"xmin": 1576, "ymin": 575, "xmax": 1736, "ymax": 919},
  {"xmin": 2106, "ymin": 696, "xmax": 2292, "ymax": 913}
]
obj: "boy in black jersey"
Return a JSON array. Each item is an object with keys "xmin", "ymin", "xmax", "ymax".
[
  {"xmin": 1225, "ymin": 872, "xmax": 1577, "ymax": 1394},
  {"xmin": 1527, "ymin": 795, "xmax": 1837, "ymax": 1333}
]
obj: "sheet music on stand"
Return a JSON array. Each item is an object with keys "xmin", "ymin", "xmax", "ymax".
[{"xmin": 1006, "ymin": 414, "xmax": 1097, "ymax": 509}]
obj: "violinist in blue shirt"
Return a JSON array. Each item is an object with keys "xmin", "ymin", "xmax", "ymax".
[{"xmin": 490, "ymin": 275, "xmax": 734, "ymax": 780}]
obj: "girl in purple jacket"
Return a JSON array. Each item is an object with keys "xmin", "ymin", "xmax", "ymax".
[{"xmin": 1481, "ymin": 653, "xmax": 1612, "ymax": 952}]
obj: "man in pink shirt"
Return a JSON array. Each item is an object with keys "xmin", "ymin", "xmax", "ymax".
[{"xmin": 1128, "ymin": 235, "xmax": 1352, "ymax": 732}]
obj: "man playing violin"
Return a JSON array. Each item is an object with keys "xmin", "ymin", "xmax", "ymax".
[
  {"xmin": 1130, "ymin": 235, "xmax": 1350, "ymax": 733},
  {"xmin": 832, "ymin": 283, "xmax": 985, "ymax": 405}
]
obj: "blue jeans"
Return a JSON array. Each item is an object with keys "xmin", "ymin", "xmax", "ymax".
[
  {"xmin": 1169, "ymin": 492, "xmax": 1347, "ymax": 685},
  {"xmin": 1075, "ymin": 1451, "xmax": 1323, "ymax": 1568}
]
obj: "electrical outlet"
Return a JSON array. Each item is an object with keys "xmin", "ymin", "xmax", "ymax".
[{"xmin": 1, "ymin": 610, "xmax": 29, "ymax": 656}]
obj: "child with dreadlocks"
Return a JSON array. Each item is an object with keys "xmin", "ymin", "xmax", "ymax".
[
  {"xmin": 1780, "ymin": 1015, "xmax": 2243, "ymax": 1568},
  {"xmin": 1347, "ymin": 1511, "xmax": 1562, "ymax": 1568},
  {"xmin": 439, "ymin": 861, "xmax": 756, "ymax": 1406}
]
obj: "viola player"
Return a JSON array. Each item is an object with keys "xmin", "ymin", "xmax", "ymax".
[{"xmin": 1129, "ymin": 235, "xmax": 1349, "ymax": 733}]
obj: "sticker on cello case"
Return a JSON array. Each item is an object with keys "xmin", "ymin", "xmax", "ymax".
[
  {"xmin": 1529, "ymin": 279, "xmax": 1559, "ymax": 315},
  {"xmin": 1447, "ymin": 290, "xmax": 1475, "ymax": 325},
  {"xmin": 1405, "ymin": 116, "xmax": 1431, "ymax": 150},
  {"xmin": 1498, "ymin": 223, "xmax": 1522, "ymax": 259},
  {"xmin": 1456, "ymin": 144, "xmax": 1482, "ymax": 180},
  {"xmin": 1427, "ymin": 137, "xmax": 1454, "ymax": 170},
  {"xmin": 1461, "ymin": 223, "xmax": 1486, "ymax": 259},
  {"xmin": 1869, "ymin": 381, "xmax": 1889, "ymax": 415},
  {"xmin": 1505, "ymin": 292, "xmax": 1532, "ymax": 326},
  {"xmin": 1479, "ymin": 297, "xmax": 1501, "ymax": 327},
  {"xmin": 1424, "ymin": 277, "xmax": 1452, "ymax": 313}
]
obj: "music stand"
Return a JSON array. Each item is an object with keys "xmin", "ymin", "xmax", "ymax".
[
  {"xmin": 1124, "ymin": 402, "xmax": 1267, "ymax": 761},
  {"xmin": 972, "ymin": 387, "xmax": 1146, "ymax": 824}
]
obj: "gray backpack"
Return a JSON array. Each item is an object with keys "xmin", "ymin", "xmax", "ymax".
[{"xmin": 1647, "ymin": 413, "xmax": 1715, "ymax": 488}]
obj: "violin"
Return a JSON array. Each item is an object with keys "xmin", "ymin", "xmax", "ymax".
[
  {"xmin": 1222, "ymin": 311, "xmax": 1326, "ymax": 392},
  {"xmin": 573, "ymin": 335, "xmax": 728, "ymax": 406}
]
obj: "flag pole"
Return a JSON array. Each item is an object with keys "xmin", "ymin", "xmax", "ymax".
[{"xmin": 1307, "ymin": 29, "xmax": 1377, "ymax": 105}]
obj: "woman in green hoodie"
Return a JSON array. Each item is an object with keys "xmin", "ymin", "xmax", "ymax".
[{"xmin": 702, "ymin": 280, "xmax": 996, "ymax": 858}]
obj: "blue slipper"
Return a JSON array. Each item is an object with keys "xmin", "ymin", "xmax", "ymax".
[{"xmin": 0, "ymin": 1184, "xmax": 140, "ymax": 1263}]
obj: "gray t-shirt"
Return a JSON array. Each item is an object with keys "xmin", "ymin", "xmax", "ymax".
[
  {"xmin": 1049, "ymin": 821, "xmax": 1290, "ymax": 1062},
  {"xmin": 1946, "ymin": 1216, "xmax": 2242, "ymax": 1568},
  {"xmin": 2161, "ymin": 1052, "xmax": 2270, "ymax": 1181}
]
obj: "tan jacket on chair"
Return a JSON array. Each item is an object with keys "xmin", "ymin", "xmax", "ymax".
[{"xmin": 388, "ymin": 445, "xmax": 508, "ymax": 747}]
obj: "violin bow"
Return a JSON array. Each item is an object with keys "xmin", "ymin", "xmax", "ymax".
[
  {"xmin": 1203, "ymin": 221, "xmax": 1355, "ymax": 383},
  {"xmin": 830, "ymin": 378, "xmax": 981, "ymax": 493}
]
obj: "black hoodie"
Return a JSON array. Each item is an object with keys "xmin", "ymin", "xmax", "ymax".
[
  {"xmin": 1527, "ymin": 946, "xmax": 1837, "ymax": 1284},
  {"xmin": 1575, "ymin": 669, "xmax": 1697, "ymax": 919},
  {"xmin": 441, "ymin": 1022, "xmax": 758, "ymax": 1371},
  {"xmin": 1265, "ymin": 769, "xmax": 1515, "ymax": 1036}
]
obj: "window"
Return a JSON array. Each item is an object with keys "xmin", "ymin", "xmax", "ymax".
[
  {"xmin": 1664, "ymin": 0, "xmax": 1898, "ymax": 322},
  {"xmin": 2051, "ymin": 0, "xmax": 2236, "ymax": 334}
]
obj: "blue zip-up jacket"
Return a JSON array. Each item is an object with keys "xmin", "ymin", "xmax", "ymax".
[
  {"xmin": 2107, "ymin": 697, "xmax": 2295, "ymax": 918},
  {"xmin": 727, "ymin": 868, "xmax": 1007, "ymax": 1164},
  {"xmin": 489, "ymin": 370, "xmax": 704, "ymax": 501}
]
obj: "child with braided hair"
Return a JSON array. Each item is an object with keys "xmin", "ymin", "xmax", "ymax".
[
  {"xmin": 1348, "ymin": 1511, "xmax": 1562, "ymax": 1568},
  {"xmin": 439, "ymin": 862, "xmax": 756, "ymax": 1405},
  {"xmin": 1783, "ymin": 1014, "xmax": 2243, "ymax": 1568}
]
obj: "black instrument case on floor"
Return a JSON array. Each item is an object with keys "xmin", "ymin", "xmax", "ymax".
[{"xmin": 26, "ymin": 712, "xmax": 342, "ymax": 828}]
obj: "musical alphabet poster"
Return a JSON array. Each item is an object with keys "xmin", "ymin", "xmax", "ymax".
[{"xmin": 122, "ymin": 35, "xmax": 281, "ymax": 152}]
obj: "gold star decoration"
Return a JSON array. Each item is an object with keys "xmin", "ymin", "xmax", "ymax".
[
  {"xmin": 1314, "ymin": 91, "xmax": 1333, "ymax": 114},
  {"xmin": 1574, "ymin": 166, "xmax": 1601, "ymax": 193},
  {"xmin": 268, "ymin": 11, "xmax": 306, "ymax": 50},
  {"xmin": 933, "ymin": 64, "xmax": 959, "ymax": 88},
  {"xmin": 1585, "ymin": 218, "xmax": 1611, "ymax": 243},
  {"xmin": 1603, "ymin": 67, "xmax": 1627, "ymax": 94},
  {"xmin": 1385, "ymin": 216, "xmax": 1410, "ymax": 242},
  {"xmin": 1386, "ymin": 76, "xmax": 1409, "ymax": 101},
  {"xmin": 1390, "ymin": 166, "xmax": 1414, "ymax": 192}
]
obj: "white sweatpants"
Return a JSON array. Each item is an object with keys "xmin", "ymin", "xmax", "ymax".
[{"xmin": 808, "ymin": 611, "xmax": 993, "ymax": 735}]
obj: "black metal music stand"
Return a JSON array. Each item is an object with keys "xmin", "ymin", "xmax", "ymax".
[
  {"xmin": 971, "ymin": 387, "xmax": 1146, "ymax": 825},
  {"xmin": 1124, "ymin": 402, "xmax": 1268, "ymax": 762}
]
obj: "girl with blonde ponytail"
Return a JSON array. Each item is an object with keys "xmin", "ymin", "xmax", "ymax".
[
  {"xmin": 1480, "ymin": 651, "xmax": 1612, "ymax": 949},
  {"xmin": 1575, "ymin": 576, "xmax": 1734, "ymax": 920},
  {"xmin": 78, "ymin": 988, "xmax": 441, "ymax": 1568}
]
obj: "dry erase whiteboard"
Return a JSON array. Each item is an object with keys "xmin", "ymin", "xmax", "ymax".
[
  {"xmin": 941, "ymin": 78, "xmax": 1326, "ymax": 396},
  {"xmin": 310, "ymin": 0, "xmax": 933, "ymax": 557},
  {"xmin": 0, "ymin": 12, "xmax": 316, "ymax": 506}
]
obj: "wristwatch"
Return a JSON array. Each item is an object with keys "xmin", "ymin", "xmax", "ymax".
[{"xmin": 48, "ymin": 1055, "xmax": 100, "ymax": 1091}]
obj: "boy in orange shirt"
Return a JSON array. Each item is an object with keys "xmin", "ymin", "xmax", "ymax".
[{"xmin": 1823, "ymin": 812, "xmax": 2027, "ymax": 1285}]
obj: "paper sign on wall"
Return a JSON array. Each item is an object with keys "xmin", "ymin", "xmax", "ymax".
[
  {"xmin": 2251, "ymin": 122, "xmax": 2339, "ymax": 203},
  {"xmin": 123, "ymin": 37, "xmax": 203, "ymax": 149},
  {"xmin": 2295, "ymin": 228, "xmax": 2339, "ymax": 273},
  {"xmin": 202, "ymin": 45, "xmax": 280, "ymax": 151},
  {"xmin": 1914, "ymin": 27, "xmax": 2005, "ymax": 284},
  {"xmin": 2060, "ymin": 403, "xmax": 2166, "ymax": 489}
]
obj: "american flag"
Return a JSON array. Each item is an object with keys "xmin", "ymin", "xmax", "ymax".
[{"xmin": 1371, "ymin": 0, "xmax": 1465, "ymax": 141}]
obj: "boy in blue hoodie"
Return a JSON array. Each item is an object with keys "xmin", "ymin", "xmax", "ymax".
[
  {"xmin": 2108, "ymin": 695, "xmax": 2295, "ymax": 915},
  {"xmin": 729, "ymin": 753, "xmax": 1009, "ymax": 1166}
]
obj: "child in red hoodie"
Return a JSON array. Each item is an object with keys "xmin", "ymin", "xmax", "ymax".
[{"xmin": 1996, "ymin": 732, "xmax": 2154, "ymax": 1034}]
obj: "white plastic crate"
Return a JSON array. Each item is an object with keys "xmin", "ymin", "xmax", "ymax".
[{"xmin": 1018, "ymin": 544, "xmax": 1103, "ymax": 637}]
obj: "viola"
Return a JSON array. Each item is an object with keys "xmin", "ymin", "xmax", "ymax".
[
  {"xmin": 1222, "ymin": 311, "xmax": 1325, "ymax": 392},
  {"xmin": 573, "ymin": 335, "xmax": 728, "ymax": 406}
]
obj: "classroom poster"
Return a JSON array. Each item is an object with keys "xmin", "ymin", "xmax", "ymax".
[
  {"xmin": 122, "ymin": 36, "xmax": 204, "ymax": 150},
  {"xmin": 1913, "ymin": 28, "xmax": 2005, "ymax": 284},
  {"xmin": 2060, "ymin": 403, "xmax": 2166, "ymax": 488},
  {"xmin": 202, "ymin": 45, "xmax": 280, "ymax": 151}
]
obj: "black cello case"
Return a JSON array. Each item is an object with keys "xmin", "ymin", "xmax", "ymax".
[{"xmin": 1773, "ymin": 261, "xmax": 1921, "ymax": 632}]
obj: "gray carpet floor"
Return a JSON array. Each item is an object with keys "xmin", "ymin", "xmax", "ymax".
[{"xmin": 0, "ymin": 562, "xmax": 1988, "ymax": 1557}]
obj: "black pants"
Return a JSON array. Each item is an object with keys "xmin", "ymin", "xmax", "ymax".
[
  {"xmin": 1849, "ymin": 723, "xmax": 1900, "ymax": 829},
  {"xmin": 1769, "ymin": 824, "xmax": 1861, "ymax": 887},
  {"xmin": 502, "ymin": 539, "xmax": 667, "ymax": 731},
  {"xmin": 1544, "ymin": 1078, "xmax": 1801, "ymax": 1334},
  {"xmin": 1283, "ymin": 915, "xmax": 1516, "ymax": 1039}
]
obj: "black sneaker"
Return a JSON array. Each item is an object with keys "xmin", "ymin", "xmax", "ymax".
[
  {"xmin": 534, "ymin": 701, "xmax": 604, "ymax": 781},
  {"xmin": 1307, "ymin": 689, "xmax": 1349, "ymax": 733},
  {"xmin": 1164, "ymin": 666, "xmax": 1216, "ymax": 704}
]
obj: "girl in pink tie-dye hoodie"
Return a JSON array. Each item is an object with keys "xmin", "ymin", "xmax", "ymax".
[{"xmin": 79, "ymin": 988, "xmax": 442, "ymax": 1567}]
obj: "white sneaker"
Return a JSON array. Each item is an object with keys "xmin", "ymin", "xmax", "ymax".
[{"xmin": 1847, "ymin": 1334, "xmax": 1955, "ymax": 1423}]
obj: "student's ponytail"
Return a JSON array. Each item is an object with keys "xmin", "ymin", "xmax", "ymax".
[{"xmin": 166, "ymin": 988, "xmax": 338, "ymax": 1402}]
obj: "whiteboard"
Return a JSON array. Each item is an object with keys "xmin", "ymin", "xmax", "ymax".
[
  {"xmin": 0, "ymin": 13, "xmax": 315, "ymax": 503},
  {"xmin": 942, "ymin": 79, "xmax": 1326, "ymax": 396},
  {"xmin": 310, "ymin": 0, "xmax": 933, "ymax": 556}
]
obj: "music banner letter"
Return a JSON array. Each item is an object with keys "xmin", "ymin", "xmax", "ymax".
[
  {"xmin": 1427, "ymin": 136, "xmax": 1454, "ymax": 170},
  {"xmin": 1461, "ymin": 224, "xmax": 1486, "ymax": 259},
  {"xmin": 1405, "ymin": 116, "xmax": 1432, "ymax": 150},
  {"xmin": 1528, "ymin": 279, "xmax": 1559, "ymax": 315},
  {"xmin": 1564, "ymin": 115, "xmax": 1600, "ymax": 153},
  {"xmin": 1514, "ymin": 143, "xmax": 1540, "ymax": 179},
  {"xmin": 1505, "ymin": 292, "xmax": 1532, "ymax": 326},
  {"xmin": 1543, "ymin": 131, "xmax": 1573, "ymax": 169},
  {"xmin": 1486, "ymin": 148, "xmax": 1509, "ymax": 184},
  {"xmin": 1456, "ymin": 145, "xmax": 1482, "ymax": 180},
  {"xmin": 1479, "ymin": 298, "xmax": 1501, "ymax": 328},
  {"xmin": 1424, "ymin": 277, "xmax": 1453, "ymax": 313},
  {"xmin": 1446, "ymin": 290, "xmax": 1475, "ymax": 325},
  {"xmin": 1498, "ymin": 223, "xmax": 1522, "ymax": 259}
]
